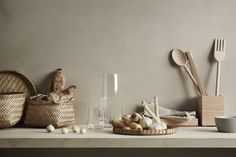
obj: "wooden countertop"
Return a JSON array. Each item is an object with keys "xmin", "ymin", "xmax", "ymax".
[{"xmin": 0, "ymin": 127, "xmax": 236, "ymax": 148}]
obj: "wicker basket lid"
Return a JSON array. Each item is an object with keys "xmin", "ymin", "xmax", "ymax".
[{"xmin": 0, "ymin": 71, "xmax": 37, "ymax": 97}]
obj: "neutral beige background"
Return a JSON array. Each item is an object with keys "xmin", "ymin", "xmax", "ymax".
[{"xmin": 0, "ymin": 0, "xmax": 235, "ymax": 124}]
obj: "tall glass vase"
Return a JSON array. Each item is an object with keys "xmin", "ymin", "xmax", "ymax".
[{"xmin": 101, "ymin": 73, "xmax": 122, "ymax": 127}]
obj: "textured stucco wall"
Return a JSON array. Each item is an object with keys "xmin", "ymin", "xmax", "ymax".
[{"xmin": 0, "ymin": 0, "xmax": 235, "ymax": 123}]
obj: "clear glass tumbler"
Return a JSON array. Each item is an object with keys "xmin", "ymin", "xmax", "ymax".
[{"xmin": 87, "ymin": 105, "xmax": 104, "ymax": 130}]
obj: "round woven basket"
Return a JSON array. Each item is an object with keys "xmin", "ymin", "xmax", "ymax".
[
  {"xmin": 113, "ymin": 127, "xmax": 177, "ymax": 136},
  {"xmin": 0, "ymin": 71, "xmax": 37, "ymax": 124},
  {"xmin": 0, "ymin": 71, "xmax": 37, "ymax": 97},
  {"xmin": 25, "ymin": 99, "xmax": 75, "ymax": 128},
  {"xmin": 0, "ymin": 92, "xmax": 25, "ymax": 128}
]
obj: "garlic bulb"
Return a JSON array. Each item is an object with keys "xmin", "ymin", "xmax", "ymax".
[
  {"xmin": 139, "ymin": 115, "xmax": 153, "ymax": 129},
  {"xmin": 149, "ymin": 121, "xmax": 167, "ymax": 130},
  {"xmin": 61, "ymin": 128, "xmax": 69, "ymax": 134},
  {"xmin": 142, "ymin": 100, "xmax": 167, "ymax": 131},
  {"xmin": 72, "ymin": 125, "xmax": 80, "ymax": 133},
  {"xmin": 48, "ymin": 92, "xmax": 61, "ymax": 103},
  {"xmin": 46, "ymin": 124, "xmax": 55, "ymax": 133}
]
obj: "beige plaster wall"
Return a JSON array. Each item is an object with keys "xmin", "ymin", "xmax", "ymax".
[{"xmin": 0, "ymin": 0, "xmax": 235, "ymax": 123}]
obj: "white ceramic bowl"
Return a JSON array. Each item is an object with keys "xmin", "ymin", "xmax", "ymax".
[{"xmin": 215, "ymin": 116, "xmax": 236, "ymax": 133}]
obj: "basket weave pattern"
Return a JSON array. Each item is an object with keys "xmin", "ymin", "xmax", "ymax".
[
  {"xmin": 0, "ymin": 71, "xmax": 37, "ymax": 97},
  {"xmin": 113, "ymin": 127, "xmax": 177, "ymax": 135},
  {"xmin": 25, "ymin": 100, "xmax": 75, "ymax": 127},
  {"xmin": 0, "ymin": 93, "xmax": 25, "ymax": 128},
  {"xmin": 0, "ymin": 71, "xmax": 37, "ymax": 125}
]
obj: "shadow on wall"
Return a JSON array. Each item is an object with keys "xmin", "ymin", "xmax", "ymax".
[
  {"xmin": 168, "ymin": 49, "xmax": 198, "ymax": 111},
  {"xmin": 135, "ymin": 43, "xmax": 216, "ymax": 113},
  {"xmin": 205, "ymin": 40, "xmax": 216, "ymax": 92},
  {"xmin": 0, "ymin": 0, "xmax": 11, "ymax": 21},
  {"xmin": 168, "ymin": 50, "xmax": 192, "ymax": 97},
  {"xmin": 36, "ymin": 71, "xmax": 54, "ymax": 94},
  {"xmin": 167, "ymin": 44, "xmax": 216, "ymax": 111}
]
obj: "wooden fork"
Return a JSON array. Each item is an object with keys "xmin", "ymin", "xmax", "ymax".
[{"xmin": 214, "ymin": 38, "xmax": 226, "ymax": 96}]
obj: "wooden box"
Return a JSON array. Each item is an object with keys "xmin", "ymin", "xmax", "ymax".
[{"xmin": 198, "ymin": 96, "xmax": 224, "ymax": 126}]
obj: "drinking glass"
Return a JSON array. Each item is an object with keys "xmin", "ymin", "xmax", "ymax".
[
  {"xmin": 101, "ymin": 73, "xmax": 122, "ymax": 127},
  {"xmin": 87, "ymin": 105, "xmax": 104, "ymax": 130}
]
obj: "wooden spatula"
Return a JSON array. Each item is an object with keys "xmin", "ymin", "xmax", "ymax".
[{"xmin": 185, "ymin": 52, "xmax": 207, "ymax": 96}]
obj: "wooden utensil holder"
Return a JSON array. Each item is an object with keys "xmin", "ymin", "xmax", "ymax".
[{"xmin": 198, "ymin": 96, "xmax": 224, "ymax": 126}]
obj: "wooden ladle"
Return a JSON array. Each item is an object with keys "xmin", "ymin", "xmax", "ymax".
[{"xmin": 172, "ymin": 49, "xmax": 200, "ymax": 93}]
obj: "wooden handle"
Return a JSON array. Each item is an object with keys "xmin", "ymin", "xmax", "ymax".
[
  {"xmin": 184, "ymin": 65, "xmax": 201, "ymax": 94},
  {"xmin": 186, "ymin": 52, "xmax": 207, "ymax": 96},
  {"xmin": 215, "ymin": 62, "xmax": 221, "ymax": 96}
]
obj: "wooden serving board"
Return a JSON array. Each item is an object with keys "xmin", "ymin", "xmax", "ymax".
[
  {"xmin": 161, "ymin": 118, "xmax": 199, "ymax": 127},
  {"xmin": 113, "ymin": 127, "xmax": 177, "ymax": 136}
]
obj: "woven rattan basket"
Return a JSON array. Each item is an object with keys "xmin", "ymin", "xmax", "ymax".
[
  {"xmin": 25, "ymin": 99, "xmax": 75, "ymax": 128},
  {"xmin": 0, "ymin": 71, "xmax": 37, "ymax": 97},
  {"xmin": 0, "ymin": 92, "xmax": 25, "ymax": 128},
  {"xmin": 113, "ymin": 127, "xmax": 177, "ymax": 135},
  {"xmin": 0, "ymin": 71, "xmax": 37, "ymax": 124}
]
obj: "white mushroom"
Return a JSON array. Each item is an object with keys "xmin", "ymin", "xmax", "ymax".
[
  {"xmin": 46, "ymin": 124, "xmax": 55, "ymax": 133},
  {"xmin": 72, "ymin": 125, "xmax": 80, "ymax": 133},
  {"xmin": 80, "ymin": 128, "xmax": 87, "ymax": 134},
  {"xmin": 61, "ymin": 128, "xmax": 69, "ymax": 134}
]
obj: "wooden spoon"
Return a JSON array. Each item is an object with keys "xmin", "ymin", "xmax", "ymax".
[{"xmin": 172, "ymin": 49, "xmax": 200, "ymax": 94}]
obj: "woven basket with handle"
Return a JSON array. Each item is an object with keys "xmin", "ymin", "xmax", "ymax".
[
  {"xmin": 0, "ymin": 92, "xmax": 25, "ymax": 128},
  {"xmin": 25, "ymin": 99, "xmax": 75, "ymax": 128}
]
